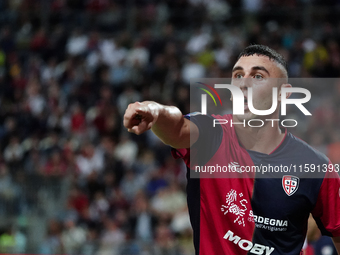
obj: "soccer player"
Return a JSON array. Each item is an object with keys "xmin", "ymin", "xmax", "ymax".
[{"xmin": 123, "ymin": 45, "xmax": 340, "ymax": 254}]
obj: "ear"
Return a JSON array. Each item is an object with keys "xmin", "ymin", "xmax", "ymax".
[{"xmin": 279, "ymin": 84, "xmax": 292, "ymax": 101}]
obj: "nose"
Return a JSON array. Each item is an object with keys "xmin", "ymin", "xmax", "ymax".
[{"xmin": 238, "ymin": 77, "xmax": 252, "ymax": 92}]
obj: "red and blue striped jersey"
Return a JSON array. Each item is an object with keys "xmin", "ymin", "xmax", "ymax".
[{"xmin": 172, "ymin": 114, "xmax": 340, "ymax": 255}]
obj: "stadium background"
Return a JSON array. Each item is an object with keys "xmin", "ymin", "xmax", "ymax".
[{"xmin": 0, "ymin": 0, "xmax": 340, "ymax": 254}]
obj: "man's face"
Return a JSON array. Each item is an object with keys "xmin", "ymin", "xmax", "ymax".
[{"xmin": 231, "ymin": 55, "xmax": 286, "ymax": 121}]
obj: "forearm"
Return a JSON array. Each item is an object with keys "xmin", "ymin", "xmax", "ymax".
[
  {"xmin": 150, "ymin": 103, "xmax": 190, "ymax": 148},
  {"xmin": 124, "ymin": 101, "xmax": 198, "ymax": 148}
]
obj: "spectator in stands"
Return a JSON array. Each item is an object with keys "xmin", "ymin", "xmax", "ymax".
[{"xmin": 0, "ymin": 1, "xmax": 339, "ymax": 254}]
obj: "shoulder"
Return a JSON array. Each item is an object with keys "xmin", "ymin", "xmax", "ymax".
[
  {"xmin": 185, "ymin": 112, "xmax": 232, "ymax": 121},
  {"xmin": 185, "ymin": 113, "xmax": 233, "ymax": 130},
  {"xmin": 285, "ymin": 132, "xmax": 329, "ymax": 165},
  {"xmin": 184, "ymin": 113, "xmax": 233, "ymax": 134}
]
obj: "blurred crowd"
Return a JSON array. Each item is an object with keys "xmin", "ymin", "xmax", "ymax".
[{"xmin": 0, "ymin": 0, "xmax": 340, "ymax": 254}]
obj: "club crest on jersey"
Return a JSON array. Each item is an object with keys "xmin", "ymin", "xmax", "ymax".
[{"xmin": 282, "ymin": 175, "xmax": 299, "ymax": 196}]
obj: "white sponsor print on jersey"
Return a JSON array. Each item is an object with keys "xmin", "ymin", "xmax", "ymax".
[
  {"xmin": 253, "ymin": 215, "xmax": 288, "ymax": 232},
  {"xmin": 223, "ymin": 230, "xmax": 275, "ymax": 255},
  {"xmin": 221, "ymin": 189, "xmax": 253, "ymax": 227},
  {"xmin": 282, "ymin": 175, "xmax": 300, "ymax": 196},
  {"xmin": 221, "ymin": 189, "xmax": 289, "ymax": 232}
]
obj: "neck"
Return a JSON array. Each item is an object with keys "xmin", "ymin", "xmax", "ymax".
[{"xmin": 233, "ymin": 116, "xmax": 285, "ymax": 154}]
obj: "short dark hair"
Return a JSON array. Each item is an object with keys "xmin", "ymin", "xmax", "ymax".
[{"xmin": 238, "ymin": 45, "xmax": 287, "ymax": 73}]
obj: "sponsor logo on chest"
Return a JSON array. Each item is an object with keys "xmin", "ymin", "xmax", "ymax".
[{"xmin": 253, "ymin": 215, "xmax": 288, "ymax": 227}]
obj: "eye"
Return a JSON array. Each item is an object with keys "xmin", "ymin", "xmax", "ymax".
[
  {"xmin": 253, "ymin": 74, "xmax": 263, "ymax": 80},
  {"xmin": 235, "ymin": 73, "xmax": 243, "ymax": 79}
]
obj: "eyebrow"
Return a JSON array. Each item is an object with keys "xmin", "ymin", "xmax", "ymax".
[{"xmin": 232, "ymin": 66, "xmax": 270, "ymax": 75}]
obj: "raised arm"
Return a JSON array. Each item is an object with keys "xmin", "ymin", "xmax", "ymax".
[{"xmin": 123, "ymin": 101, "xmax": 199, "ymax": 149}]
